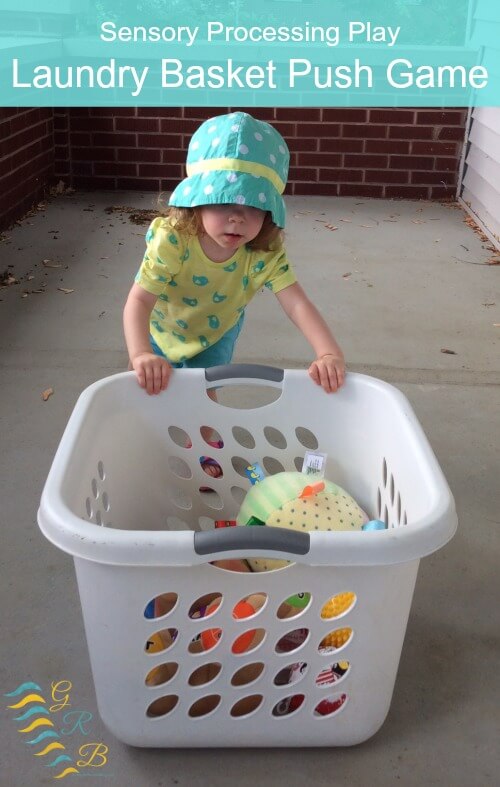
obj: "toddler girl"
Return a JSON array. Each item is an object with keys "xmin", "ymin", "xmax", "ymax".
[{"xmin": 123, "ymin": 111, "xmax": 345, "ymax": 396}]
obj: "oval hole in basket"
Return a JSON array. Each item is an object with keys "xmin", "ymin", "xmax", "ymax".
[
  {"xmin": 263, "ymin": 426, "xmax": 287, "ymax": 449},
  {"xmin": 275, "ymin": 628, "xmax": 309, "ymax": 654},
  {"xmin": 168, "ymin": 456, "xmax": 192, "ymax": 480},
  {"xmin": 316, "ymin": 661, "xmax": 350, "ymax": 687},
  {"xmin": 232, "ymin": 426, "xmax": 256, "ymax": 449},
  {"xmin": 320, "ymin": 592, "xmax": 356, "ymax": 620},
  {"xmin": 314, "ymin": 693, "xmax": 348, "ymax": 718},
  {"xmin": 231, "ymin": 662, "xmax": 264, "ymax": 687},
  {"xmin": 189, "ymin": 628, "xmax": 222, "ymax": 654},
  {"xmin": 145, "ymin": 662, "xmax": 178, "ymax": 687},
  {"xmin": 277, "ymin": 592, "xmax": 311, "ymax": 620},
  {"xmin": 295, "ymin": 427, "xmax": 319, "ymax": 450},
  {"xmin": 231, "ymin": 485, "xmax": 247, "ymax": 506},
  {"xmin": 200, "ymin": 456, "xmax": 223, "ymax": 479},
  {"xmin": 168, "ymin": 426, "xmax": 192, "ymax": 449},
  {"xmin": 144, "ymin": 593, "xmax": 178, "ymax": 619},
  {"xmin": 188, "ymin": 695, "xmax": 221, "ymax": 718},
  {"xmin": 272, "ymin": 694, "xmax": 305, "ymax": 717},
  {"xmin": 200, "ymin": 426, "xmax": 223, "ymax": 448},
  {"xmin": 294, "ymin": 456, "xmax": 305, "ymax": 472},
  {"xmin": 145, "ymin": 629, "xmax": 177, "ymax": 654},
  {"xmin": 233, "ymin": 593, "xmax": 267, "ymax": 620},
  {"xmin": 146, "ymin": 695, "xmax": 178, "ymax": 718},
  {"xmin": 188, "ymin": 663, "xmax": 221, "ymax": 687},
  {"xmin": 318, "ymin": 627, "xmax": 353, "ymax": 653},
  {"xmin": 167, "ymin": 516, "xmax": 190, "ymax": 531},
  {"xmin": 232, "ymin": 628, "xmax": 265, "ymax": 655},
  {"xmin": 262, "ymin": 456, "xmax": 285, "ymax": 475},
  {"xmin": 198, "ymin": 488, "xmax": 223, "ymax": 509},
  {"xmin": 214, "ymin": 385, "xmax": 281, "ymax": 410},
  {"xmin": 231, "ymin": 456, "xmax": 252, "ymax": 478},
  {"xmin": 274, "ymin": 662, "xmax": 308, "ymax": 686},
  {"xmin": 230, "ymin": 695, "xmax": 263, "ymax": 718},
  {"xmin": 188, "ymin": 593, "xmax": 222, "ymax": 620}
]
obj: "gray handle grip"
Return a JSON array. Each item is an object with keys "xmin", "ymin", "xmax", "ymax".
[
  {"xmin": 194, "ymin": 526, "xmax": 310, "ymax": 557},
  {"xmin": 205, "ymin": 364, "xmax": 284, "ymax": 385}
]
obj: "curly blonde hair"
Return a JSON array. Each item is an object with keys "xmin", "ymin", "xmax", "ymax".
[{"xmin": 160, "ymin": 205, "xmax": 284, "ymax": 252}]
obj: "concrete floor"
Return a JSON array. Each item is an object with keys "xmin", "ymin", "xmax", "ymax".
[{"xmin": 0, "ymin": 192, "xmax": 498, "ymax": 786}]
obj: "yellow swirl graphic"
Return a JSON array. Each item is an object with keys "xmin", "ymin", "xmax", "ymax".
[
  {"xmin": 53, "ymin": 767, "xmax": 80, "ymax": 779},
  {"xmin": 7, "ymin": 694, "xmax": 46, "ymax": 709},
  {"xmin": 34, "ymin": 741, "xmax": 66, "ymax": 757},
  {"xmin": 18, "ymin": 718, "xmax": 54, "ymax": 733}
]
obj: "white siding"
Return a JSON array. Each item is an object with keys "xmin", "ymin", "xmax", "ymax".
[{"xmin": 459, "ymin": 1, "xmax": 500, "ymax": 249}]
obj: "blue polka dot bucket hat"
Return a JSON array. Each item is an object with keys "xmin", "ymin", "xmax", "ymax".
[{"xmin": 169, "ymin": 112, "xmax": 289, "ymax": 228}]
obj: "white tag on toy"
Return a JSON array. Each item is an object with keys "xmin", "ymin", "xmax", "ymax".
[{"xmin": 302, "ymin": 451, "xmax": 327, "ymax": 478}]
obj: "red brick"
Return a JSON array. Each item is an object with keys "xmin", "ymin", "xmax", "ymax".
[
  {"xmin": 159, "ymin": 178, "xmax": 181, "ymax": 191},
  {"xmin": 389, "ymin": 125, "xmax": 434, "ymax": 139},
  {"xmin": 289, "ymin": 166, "xmax": 318, "ymax": 182},
  {"xmin": 118, "ymin": 148, "xmax": 162, "ymax": 163},
  {"xmin": 297, "ymin": 153, "xmax": 342, "ymax": 167},
  {"xmin": 137, "ymin": 133, "xmax": 182, "ymax": 148},
  {"xmin": 234, "ymin": 107, "xmax": 275, "ymax": 121},
  {"xmin": 412, "ymin": 140, "xmax": 457, "ymax": 155},
  {"xmin": 365, "ymin": 170, "xmax": 409, "ymax": 184},
  {"xmin": 162, "ymin": 149, "xmax": 186, "ymax": 164},
  {"xmin": 300, "ymin": 122, "xmax": 340, "ymax": 137},
  {"xmin": 139, "ymin": 163, "xmax": 183, "ymax": 178},
  {"xmin": 72, "ymin": 147, "xmax": 114, "ymax": 162},
  {"xmin": 72, "ymin": 161, "xmax": 94, "ymax": 177},
  {"xmin": 73, "ymin": 176, "xmax": 116, "ymax": 189},
  {"xmin": 435, "ymin": 157, "xmax": 459, "ymax": 171},
  {"xmin": 137, "ymin": 107, "xmax": 183, "ymax": 118},
  {"xmin": 90, "ymin": 107, "xmax": 136, "ymax": 117},
  {"xmin": 293, "ymin": 183, "xmax": 339, "ymax": 197},
  {"xmin": 411, "ymin": 171, "xmax": 456, "ymax": 184},
  {"xmin": 269, "ymin": 121, "xmax": 296, "ymax": 137},
  {"xmin": 416, "ymin": 110, "xmax": 465, "ymax": 125},
  {"xmin": 183, "ymin": 107, "xmax": 229, "ymax": 120},
  {"xmin": 94, "ymin": 162, "xmax": 137, "ymax": 177},
  {"xmin": 344, "ymin": 154, "xmax": 388, "ymax": 168},
  {"xmin": 338, "ymin": 184, "xmax": 384, "ymax": 198},
  {"xmin": 159, "ymin": 118, "xmax": 199, "ymax": 134},
  {"xmin": 93, "ymin": 133, "xmax": 137, "ymax": 147},
  {"xmin": 318, "ymin": 169, "xmax": 363, "ymax": 183},
  {"xmin": 431, "ymin": 186, "xmax": 455, "ymax": 199},
  {"xmin": 288, "ymin": 137, "xmax": 318, "ymax": 152},
  {"xmin": 116, "ymin": 117, "xmax": 160, "ymax": 132},
  {"xmin": 438, "ymin": 126, "xmax": 465, "ymax": 141},
  {"xmin": 385, "ymin": 185, "xmax": 430, "ymax": 199},
  {"xmin": 322, "ymin": 108, "xmax": 368, "ymax": 122},
  {"xmin": 390, "ymin": 155, "xmax": 434, "ymax": 170},
  {"xmin": 369, "ymin": 109, "xmax": 415, "ymax": 124},
  {"xmin": 70, "ymin": 117, "xmax": 116, "ymax": 132},
  {"xmin": 366, "ymin": 140, "xmax": 410, "ymax": 154},
  {"xmin": 277, "ymin": 108, "xmax": 321, "ymax": 121},
  {"xmin": 343, "ymin": 124, "xmax": 387, "ymax": 138}
]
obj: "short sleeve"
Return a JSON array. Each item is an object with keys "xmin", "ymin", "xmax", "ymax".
[
  {"xmin": 135, "ymin": 217, "xmax": 183, "ymax": 296},
  {"xmin": 262, "ymin": 250, "xmax": 297, "ymax": 294}
]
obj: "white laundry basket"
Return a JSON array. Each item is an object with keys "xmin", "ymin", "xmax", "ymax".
[{"xmin": 38, "ymin": 366, "xmax": 457, "ymax": 747}]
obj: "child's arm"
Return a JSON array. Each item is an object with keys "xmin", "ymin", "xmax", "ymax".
[
  {"xmin": 123, "ymin": 282, "xmax": 172, "ymax": 395},
  {"xmin": 275, "ymin": 282, "xmax": 345, "ymax": 393}
]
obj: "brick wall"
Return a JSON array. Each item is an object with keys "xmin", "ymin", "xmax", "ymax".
[
  {"xmin": 0, "ymin": 108, "xmax": 55, "ymax": 230},
  {"xmin": 57, "ymin": 106, "xmax": 467, "ymax": 201}
]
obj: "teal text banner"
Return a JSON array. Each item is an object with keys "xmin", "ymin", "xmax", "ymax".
[{"xmin": 0, "ymin": 0, "xmax": 499, "ymax": 106}]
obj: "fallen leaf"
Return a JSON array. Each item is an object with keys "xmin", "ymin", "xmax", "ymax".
[
  {"xmin": 43, "ymin": 259, "xmax": 62, "ymax": 268},
  {"xmin": 359, "ymin": 224, "xmax": 376, "ymax": 229},
  {"xmin": 339, "ymin": 218, "xmax": 352, "ymax": 223},
  {"xmin": 411, "ymin": 219, "xmax": 426, "ymax": 224},
  {"xmin": 58, "ymin": 287, "xmax": 75, "ymax": 294},
  {"xmin": 383, "ymin": 219, "xmax": 398, "ymax": 222},
  {"xmin": 482, "ymin": 302, "xmax": 496, "ymax": 307},
  {"xmin": 487, "ymin": 257, "xmax": 500, "ymax": 265},
  {"xmin": 324, "ymin": 224, "xmax": 338, "ymax": 231},
  {"xmin": 342, "ymin": 272, "xmax": 352, "ymax": 279},
  {"xmin": 41, "ymin": 387, "xmax": 54, "ymax": 401},
  {"xmin": 441, "ymin": 348, "xmax": 457, "ymax": 355},
  {"xmin": 1, "ymin": 272, "xmax": 17, "ymax": 287},
  {"xmin": 493, "ymin": 323, "xmax": 500, "ymax": 328}
]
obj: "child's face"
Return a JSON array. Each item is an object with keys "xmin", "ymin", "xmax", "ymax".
[{"xmin": 199, "ymin": 204, "xmax": 266, "ymax": 260}]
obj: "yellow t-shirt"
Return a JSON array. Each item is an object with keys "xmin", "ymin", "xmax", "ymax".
[{"xmin": 135, "ymin": 216, "xmax": 296, "ymax": 362}]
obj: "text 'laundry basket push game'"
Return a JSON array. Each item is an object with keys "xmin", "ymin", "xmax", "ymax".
[{"xmin": 38, "ymin": 365, "xmax": 457, "ymax": 747}]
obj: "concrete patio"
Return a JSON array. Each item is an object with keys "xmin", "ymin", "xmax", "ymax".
[{"xmin": 0, "ymin": 191, "xmax": 498, "ymax": 786}]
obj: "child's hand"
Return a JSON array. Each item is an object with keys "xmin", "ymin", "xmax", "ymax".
[
  {"xmin": 308, "ymin": 353, "xmax": 346, "ymax": 393},
  {"xmin": 132, "ymin": 352, "xmax": 172, "ymax": 395}
]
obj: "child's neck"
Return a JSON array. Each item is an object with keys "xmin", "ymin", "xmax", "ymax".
[{"xmin": 198, "ymin": 233, "xmax": 241, "ymax": 263}]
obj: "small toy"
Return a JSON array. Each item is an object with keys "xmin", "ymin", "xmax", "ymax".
[
  {"xmin": 320, "ymin": 627, "xmax": 352, "ymax": 650},
  {"xmin": 197, "ymin": 594, "xmax": 266, "ymax": 654},
  {"xmin": 362, "ymin": 519, "xmax": 388, "ymax": 531},
  {"xmin": 244, "ymin": 462, "xmax": 266, "ymax": 485},
  {"xmin": 320, "ymin": 592, "xmax": 355, "ymax": 619},
  {"xmin": 237, "ymin": 471, "xmax": 369, "ymax": 571}
]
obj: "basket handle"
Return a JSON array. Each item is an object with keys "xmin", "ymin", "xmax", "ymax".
[
  {"xmin": 205, "ymin": 364, "xmax": 284, "ymax": 388},
  {"xmin": 194, "ymin": 526, "xmax": 309, "ymax": 557}
]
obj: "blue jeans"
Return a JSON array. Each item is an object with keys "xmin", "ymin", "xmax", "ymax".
[{"xmin": 150, "ymin": 312, "xmax": 244, "ymax": 368}]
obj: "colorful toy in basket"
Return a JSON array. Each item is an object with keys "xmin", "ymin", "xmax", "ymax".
[{"xmin": 236, "ymin": 471, "xmax": 370, "ymax": 571}]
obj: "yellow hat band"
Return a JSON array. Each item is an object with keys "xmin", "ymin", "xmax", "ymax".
[{"xmin": 186, "ymin": 157, "xmax": 286, "ymax": 194}]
